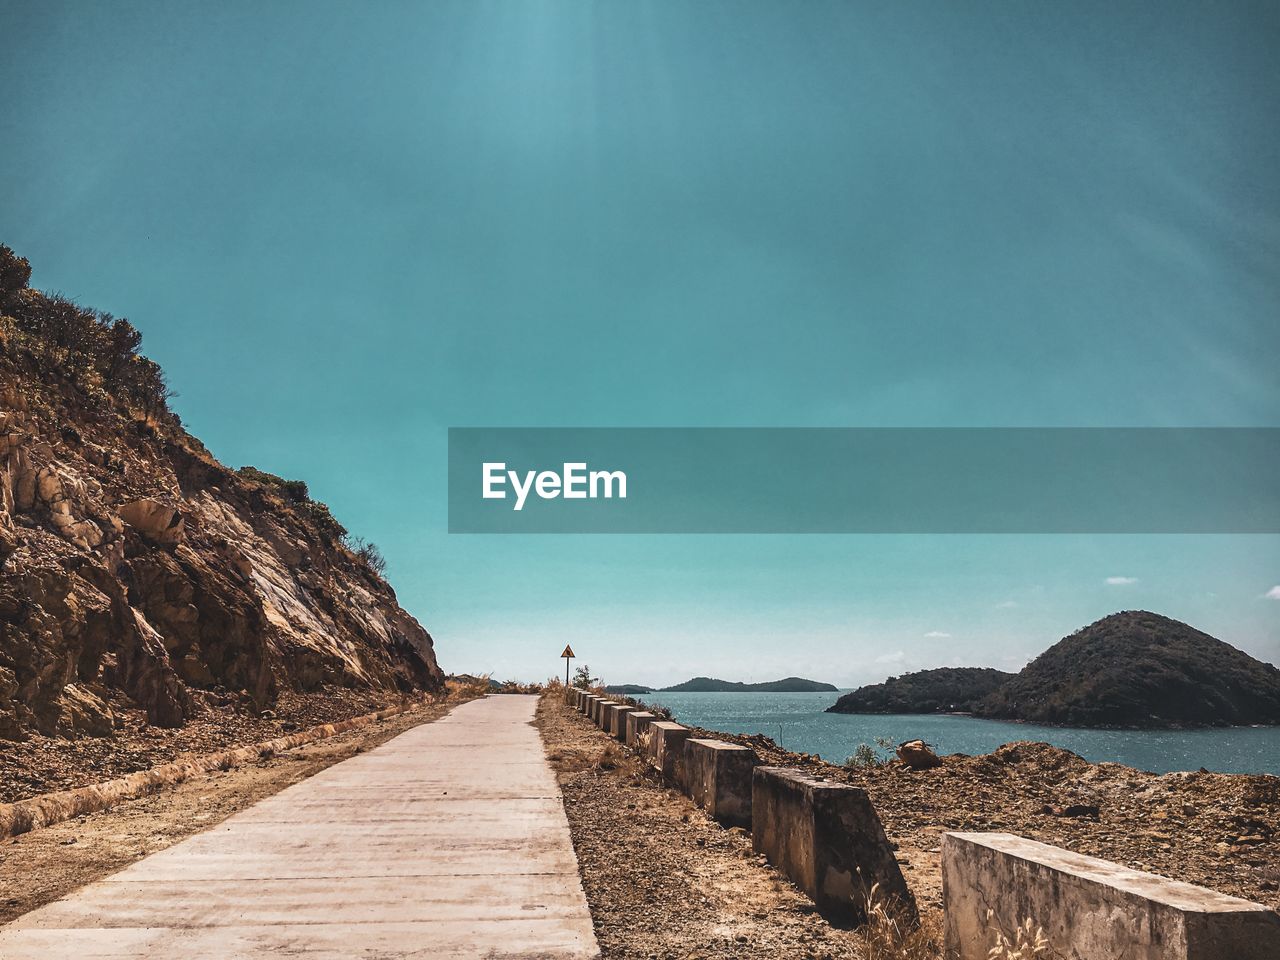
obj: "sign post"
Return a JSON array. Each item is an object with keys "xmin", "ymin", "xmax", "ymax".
[{"xmin": 560, "ymin": 644, "xmax": 575, "ymax": 688}]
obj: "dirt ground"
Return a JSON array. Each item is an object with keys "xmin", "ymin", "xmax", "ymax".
[
  {"xmin": 538, "ymin": 693, "xmax": 1280, "ymax": 959},
  {"xmin": 0, "ymin": 685, "xmax": 413, "ymax": 804},
  {"xmin": 536, "ymin": 696, "xmax": 941, "ymax": 960},
  {"xmin": 0, "ymin": 696, "xmax": 461, "ymax": 926},
  {"xmin": 673, "ymin": 725, "xmax": 1280, "ymax": 913}
]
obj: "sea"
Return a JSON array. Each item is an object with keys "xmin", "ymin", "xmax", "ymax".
[{"xmin": 637, "ymin": 691, "xmax": 1280, "ymax": 776}]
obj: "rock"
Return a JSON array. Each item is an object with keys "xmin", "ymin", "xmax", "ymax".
[
  {"xmin": 117, "ymin": 498, "xmax": 185, "ymax": 547},
  {"xmin": 1043, "ymin": 803, "xmax": 1101, "ymax": 818},
  {"xmin": 897, "ymin": 739, "xmax": 943, "ymax": 770},
  {"xmin": 55, "ymin": 684, "xmax": 116, "ymax": 737}
]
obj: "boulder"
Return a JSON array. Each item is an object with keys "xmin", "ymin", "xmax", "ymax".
[
  {"xmin": 118, "ymin": 498, "xmax": 185, "ymax": 547},
  {"xmin": 897, "ymin": 739, "xmax": 942, "ymax": 770}
]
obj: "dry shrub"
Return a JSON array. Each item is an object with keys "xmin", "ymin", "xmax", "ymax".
[
  {"xmin": 446, "ymin": 674, "xmax": 493, "ymax": 700},
  {"xmin": 857, "ymin": 884, "xmax": 943, "ymax": 960},
  {"xmin": 494, "ymin": 679, "xmax": 545, "ymax": 694},
  {"xmin": 595, "ymin": 743, "xmax": 625, "ymax": 771}
]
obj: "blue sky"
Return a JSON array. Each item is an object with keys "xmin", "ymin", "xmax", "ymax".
[{"xmin": 2, "ymin": 0, "xmax": 1277, "ymax": 684}]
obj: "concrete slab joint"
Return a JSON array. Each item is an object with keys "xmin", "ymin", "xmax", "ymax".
[{"xmin": 942, "ymin": 832, "xmax": 1280, "ymax": 960}]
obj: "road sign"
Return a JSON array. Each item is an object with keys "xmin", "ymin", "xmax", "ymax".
[{"xmin": 560, "ymin": 645, "xmax": 575, "ymax": 686}]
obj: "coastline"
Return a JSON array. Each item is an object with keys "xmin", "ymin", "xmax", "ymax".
[
  {"xmin": 615, "ymin": 691, "xmax": 1280, "ymax": 910},
  {"xmin": 639, "ymin": 689, "xmax": 1280, "ymax": 774},
  {"xmin": 826, "ymin": 706, "xmax": 1280, "ymax": 733}
]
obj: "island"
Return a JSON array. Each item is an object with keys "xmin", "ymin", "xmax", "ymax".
[
  {"xmin": 604, "ymin": 684, "xmax": 654, "ymax": 695},
  {"xmin": 826, "ymin": 667, "xmax": 1013, "ymax": 715},
  {"xmin": 660, "ymin": 676, "xmax": 837, "ymax": 693},
  {"xmin": 827, "ymin": 611, "xmax": 1280, "ymax": 729}
]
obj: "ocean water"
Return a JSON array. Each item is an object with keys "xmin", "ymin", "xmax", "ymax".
[{"xmin": 638, "ymin": 691, "xmax": 1280, "ymax": 775}]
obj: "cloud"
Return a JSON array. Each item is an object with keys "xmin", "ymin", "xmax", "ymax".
[
  {"xmin": 874, "ymin": 650, "xmax": 906, "ymax": 665},
  {"xmin": 1106, "ymin": 576, "xmax": 1139, "ymax": 585},
  {"xmin": 995, "ymin": 600, "xmax": 1018, "ymax": 609},
  {"xmin": 923, "ymin": 631, "xmax": 951, "ymax": 639},
  {"xmin": 1266, "ymin": 586, "xmax": 1280, "ymax": 600}
]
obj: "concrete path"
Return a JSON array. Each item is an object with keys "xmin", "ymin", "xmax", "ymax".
[{"xmin": 0, "ymin": 695, "xmax": 599, "ymax": 959}]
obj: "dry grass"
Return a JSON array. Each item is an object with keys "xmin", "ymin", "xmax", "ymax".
[
  {"xmin": 445, "ymin": 674, "xmax": 494, "ymax": 699},
  {"xmin": 856, "ymin": 884, "xmax": 944, "ymax": 959}
]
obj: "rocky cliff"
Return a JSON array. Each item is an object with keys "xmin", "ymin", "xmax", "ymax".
[{"xmin": 0, "ymin": 245, "xmax": 442, "ymax": 741}]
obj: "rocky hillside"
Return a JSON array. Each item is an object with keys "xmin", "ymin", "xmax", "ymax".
[
  {"xmin": 829, "ymin": 612, "xmax": 1280, "ymax": 728},
  {"xmin": 826, "ymin": 667, "xmax": 1014, "ymax": 715},
  {"xmin": 0, "ymin": 244, "xmax": 443, "ymax": 742},
  {"xmin": 975, "ymin": 611, "xmax": 1280, "ymax": 728}
]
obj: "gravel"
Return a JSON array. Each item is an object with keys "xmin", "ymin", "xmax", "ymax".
[{"xmin": 536, "ymin": 696, "xmax": 941, "ymax": 959}]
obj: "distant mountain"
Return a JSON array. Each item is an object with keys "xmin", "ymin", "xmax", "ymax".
[
  {"xmin": 604, "ymin": 684, "xmax": 653, "ymax": 694},
  {"xmin": 826, "ymin": 667, "xmax": 1013, "ymax": 715},
  {"xmin": 661, "ymin": 676, "xmax": 837, "ymax": 693},
  {"xmin": 974, "ymin": 611, "xmax": 1280, "ymax": 728}
]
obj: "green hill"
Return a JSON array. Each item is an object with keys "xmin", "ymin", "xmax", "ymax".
[
  {"xmin": 661, "ymin": 676, "xmax": 837, "ymax": 693},
  {"xmin": 974, "ymin": 611, "xmax": 1280, "ymax": 728},
  {"xmin": 826, "ymin": 667, "xmax": 1013, "ymax": 715},
  {"xmin": 825, "ymin": 612, "xmax": 1280, "ymax": 729}
]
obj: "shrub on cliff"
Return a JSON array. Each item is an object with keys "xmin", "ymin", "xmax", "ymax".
[
  {"xmin": 350, "ymin": 536, "xmax": 387, "ymax": 576},
  {"xmin": 0, "ymin": 243, "xmax": 173, "ymax": 417},
  {"xmin": 0, "ymin": 244, "xmax": 32, "ymax": 304}
]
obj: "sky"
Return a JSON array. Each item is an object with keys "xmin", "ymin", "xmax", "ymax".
[{"xmin": 2, "ymin": 0, "xmax": 1278, "ymax": 685}]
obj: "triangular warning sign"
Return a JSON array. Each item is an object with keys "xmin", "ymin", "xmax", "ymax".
[{"xmin": 560, "ymin": 644, "xmax": 575, "ymax": 658}]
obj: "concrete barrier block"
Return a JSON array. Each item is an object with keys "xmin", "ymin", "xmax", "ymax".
[
  {"xmin": 624, "ymin": 711, "xmax": 656, "ymax": 749},
  {"xmin": 943, "ymin": 832, "xmax": 1280, "ymax": 960},
  {"xmin": 589, "ymin": 698, "xmax": 607, "ymax": 724},
  {"xmin": 595, "ymin": 700, "xmax": 614, "ymax": 727},
  {"xmin": 604, "ymin": 704, "xmax": 636, "ymax": 740},
  {"xmin": 649, "ymin": 721, "xmax": 691, "ymax": 784},
  {"xmin": 751, "ymin": 766, "xmax": 915, "ymax": 924},
  {"xmin": 683, "ymin": 739, "xmax": 757, "ymax": 828},
  {"xmin": 613, "ymin": 706, "xmax": 638, "ymax": 742},
  {"xmin": 579, "ymin": 694, "xmax": 594, "ymax": 716}
]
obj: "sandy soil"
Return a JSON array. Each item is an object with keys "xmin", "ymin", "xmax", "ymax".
[
  {"xmin": 0, "ymin": 696, "xmax": 460, "ymax": 926},
  {"xmin": 536, "ymin": 696, "xmax": 941, "ymax": 959},
  {"xmin": 0, "ymin": 686, "xmax": 413, "ymax": 804}
]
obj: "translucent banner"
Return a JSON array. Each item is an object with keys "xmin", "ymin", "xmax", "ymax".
[{"xmin": 447, "ymin": 428, "xmax": 1280, "ymax": 534}]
